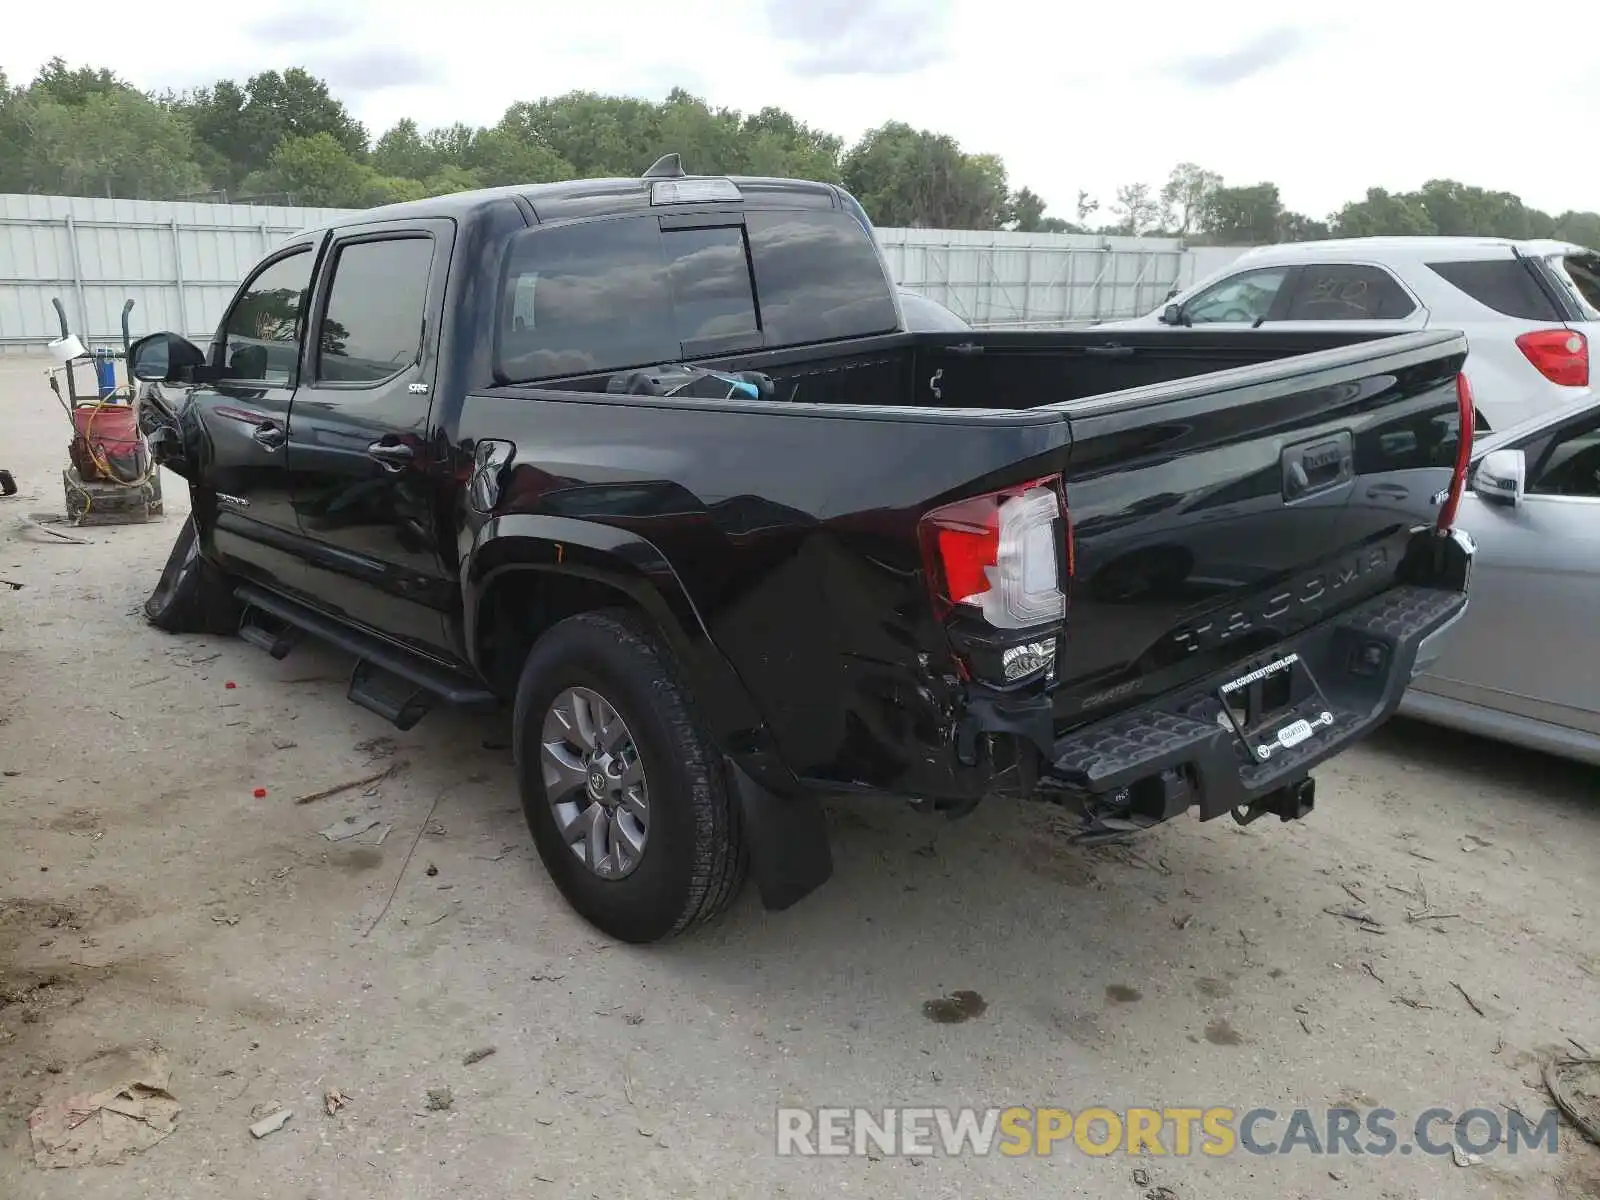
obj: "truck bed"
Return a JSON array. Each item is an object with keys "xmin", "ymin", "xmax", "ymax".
[
  {"xmin": 460, "ymin": 326, "xmax": 1469, "ymax": 798},
  {"xmin": 526, "ymin": 326, "xmax": 1400, "ymax": 411}
]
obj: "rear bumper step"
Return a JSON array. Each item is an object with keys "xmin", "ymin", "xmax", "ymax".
[{"xmin": 1045, "ymin": 582, "xmax": 1468, "ymax": 820}]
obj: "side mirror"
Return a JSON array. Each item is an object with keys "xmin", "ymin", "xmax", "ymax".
[
  {"xmin": 1473, "ymin": 448, "xmax": 1525, "ymax": 507},
  {"xmin": 128, "ymin": 332, "xmax": 206, "ymax": 383},
  {"xmin": 1160, "ymin": 303, "xmax": 1183, "ymax": 326}
]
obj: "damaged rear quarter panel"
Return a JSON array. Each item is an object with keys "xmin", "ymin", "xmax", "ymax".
[{"xmin": 455, "ymin": 386, "xmax": 1070, "ymax": 798}]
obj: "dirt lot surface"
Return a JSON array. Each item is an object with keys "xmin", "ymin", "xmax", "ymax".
[{"xmin": 1, "ymin": 354, "xmax": 1597, "ymax": 1199}]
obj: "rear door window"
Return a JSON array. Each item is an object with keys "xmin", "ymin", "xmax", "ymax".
[
  {"xmin": 1426, "ymin": 258, "xmax": 1563, "ymax": 321},
  {"xmin": 746, "ymin": 210, "xmax": 898, "ymax": 345},
  {"xmin": 1283, "ymin": 264, "xmax": 1416, "ymax": 320},
  {"xmin": 315, "ymin": 236, "xmax": 434, "ymax": 384}
]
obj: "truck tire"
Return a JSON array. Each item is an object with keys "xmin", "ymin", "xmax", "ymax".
[
  {"xmin": 512, "ymin": 609, "xmax": 747, "ymax": 943},
  {"xmin": 143, "ymin": 514, "xmax": 241, "ymax": 635}
]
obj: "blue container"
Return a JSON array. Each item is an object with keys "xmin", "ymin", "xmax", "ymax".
[{"xmin": 94, "ymin": 350, "xmax": 117, "ymax": 398}]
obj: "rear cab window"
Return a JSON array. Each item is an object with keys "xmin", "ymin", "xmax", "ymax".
[
  {"xmin": 745, "ymin": 211, "xmax": 899, "ymax": 345},
  {"xmin": 495, "ymin": 207, "xmax": 898, "ymax": 384}
]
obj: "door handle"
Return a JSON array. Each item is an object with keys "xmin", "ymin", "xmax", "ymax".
[
  {"xmin": 366, "ymin": 441, "xmax": 415, "ymax": 472},
  {"xmin": 1366, "ymin": 482, "xmax": 1410, "ymax": 501},
  {"xmin": 252, "ymin": 421, "xmax": 286, "ymax": 450}
]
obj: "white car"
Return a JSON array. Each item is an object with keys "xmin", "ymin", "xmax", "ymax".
[
  {"xmin": 1401, "ymin": 393, "xmax": 1600, "ymax": 765},
  {"xmin": 1099, "ymin": 237, "xmax": 1600, "ymax": 430}
]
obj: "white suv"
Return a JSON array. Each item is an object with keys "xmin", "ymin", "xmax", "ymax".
[{"xmin": 1100, "ymin": 237, "xmax": 1600, "ymax": 430}]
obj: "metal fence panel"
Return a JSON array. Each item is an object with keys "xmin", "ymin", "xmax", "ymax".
[{"xmin": 0, "ymin": 193, "xmax": 1250, "ymax": 350}]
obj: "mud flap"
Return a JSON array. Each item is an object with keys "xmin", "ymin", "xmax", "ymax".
[{"xmin": 725, "ymin": 760, "xmax": 832, "ymax": 911}]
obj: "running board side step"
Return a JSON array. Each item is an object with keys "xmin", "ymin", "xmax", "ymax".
[
  {"xmin": 238, "ymin": 606, "xmax": 301, "ymax": 660},
  {"xmin": 233, "ymin": 584, "xmax": 497, "ymax": 730}
]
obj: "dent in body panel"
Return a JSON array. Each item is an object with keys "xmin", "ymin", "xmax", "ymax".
[{"xmin": 454, "ymin": 388, "xmax": 1071, "ymax": 796}]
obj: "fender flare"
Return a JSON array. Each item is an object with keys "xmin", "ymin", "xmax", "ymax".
[{"xmin": 463, "ymin": 514, "xmax": 765, "ymax": 749}]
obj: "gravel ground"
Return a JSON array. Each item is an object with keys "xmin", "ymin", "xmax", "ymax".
[{"xmin": 1, "ymin": 354, "xmax": 1597, "ymax": 1199}]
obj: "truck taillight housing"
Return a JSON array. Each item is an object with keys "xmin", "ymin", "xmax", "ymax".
[
  {"xmin": 918, "ymin": 476, "xmax": 1071, "ymax": 630},
  {"xmin": 1516, "ymin": 328, "xmax": 1588, "ymax": 387},
  {"xmin": 1437, "ymin": 373, "xmax": 1476, "ymax": 532}
]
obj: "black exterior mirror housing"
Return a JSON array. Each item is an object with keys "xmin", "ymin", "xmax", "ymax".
[{"xmin": 128, "ymin": 332, "xmax": 207, "ymax": 383}]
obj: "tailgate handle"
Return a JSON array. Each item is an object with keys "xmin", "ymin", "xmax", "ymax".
[{"xmin": 1282, "ymin": 433, "xmax": 1353, "ymax": 500}]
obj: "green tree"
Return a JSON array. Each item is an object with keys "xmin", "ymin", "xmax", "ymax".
[
  {"xmin": 28, "ymin": 90, "xmax": 206, "ymax": 199},
  {"xmin": 500, "ymin": 92, "xmax": 662, "ymax": 177},
  {"xmin": 371, "ymin": 118, "xmax": 440, "ymax": 180},
  {"xmin": 0, "ymin": 71, "xmax": 36, "ymax": 192},
  {"xmin": 1110, "ymin": 182, "xmax": 1166, "ymax": 235},
  {"xmin": 1007, "ymin": 186, "xmax": 1047, "ymax": 231},
  {"xmin": 843, "ymin": 122, "xmax": 1009, "ymax": 229},
  {"xmin": 8, "ymin": 59, "xmax": 1600, "ymax": 248},
  {"xmin": 739, "ymin": 106, "xmax": 842, "ymax": 181},
  {"xmin": 1553, "ymin": 211, "xmax": 1600, "ymax": 249},
  {"xmin": 1411, "ymin": 179, "xmax": 1557, "ymax": 239},
  {"xmin": 1331, "ymin": 188, "xmax": 1436, "ymax": 238},
  {"xmin": 1161, "ymin": 163, "xmax": 1222, "ymax": 236},
  {"xmin": 1006, "ymin": 187, "xmax": 1074, "ymax": 232},
  {"xmin": 464, "ymin": 125, "xmax": 572, "ymax": 187},
  {"xmin": 181, "ymin": 69, "xmax": 367, "ymax": 189},
  {"xmin": 1201, "ymin": 183, "xmax": 1287, "ymax": 244},
  {"xmin": 244, "ymin": 131, "xmax": 372, "ymax": 207},
  {"xmin": 30, "ymin": 57, "xmax": 126, "ymax": 107},
  {"xmin": 1279, "ymin": 212, "xmax": 1332, "ymax": 242},
  {"xmin": 419, "ymin": 165, "xmax": 484, "ymax": 197}
]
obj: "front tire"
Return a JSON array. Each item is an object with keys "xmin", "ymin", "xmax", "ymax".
[{"xmin": 512, "ymin": 610, "xmax": 747, "ymax": 943}]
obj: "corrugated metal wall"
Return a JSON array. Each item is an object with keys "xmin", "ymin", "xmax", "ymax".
[{"xmin": 0, "ymin": 193, "xmax": 1251, "ymax": 350}]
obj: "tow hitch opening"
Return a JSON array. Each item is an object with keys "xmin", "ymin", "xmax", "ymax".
[{"xmin": 1231, "ymin": 776, "xmax": 1316, "ymax": 826}]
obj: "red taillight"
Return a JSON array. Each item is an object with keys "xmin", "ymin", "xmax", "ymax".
[
  {"xmin": 918, "ymin": 476, "xmax": 1070, "ymax": 628},
  {"xmin": 1515, "ymin": 328, "xmax": 1589, "ymax": 387},
  {"xmin": 1437, "ymin": 373, "xmax": 1475, "ymax": 531}
]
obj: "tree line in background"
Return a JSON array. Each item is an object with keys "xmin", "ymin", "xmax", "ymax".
[{"xmin": 2, "ymin": 58, "xmax": 1597, "ymax": 248}]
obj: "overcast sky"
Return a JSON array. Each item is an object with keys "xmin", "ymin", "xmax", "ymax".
[{"xmin": 6, "ymin": 0, "xmax": 1598, "ymax": 221}]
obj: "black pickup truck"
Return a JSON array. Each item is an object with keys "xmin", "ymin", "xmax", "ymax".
[{"xmin": 130, "ymin": 159, "xmax": 1476, "ymax": 942}]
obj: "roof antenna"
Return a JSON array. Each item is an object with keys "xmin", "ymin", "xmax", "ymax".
[{"xmin": 643, "ymin": 153, "xmax": 686, "ymax": 180}]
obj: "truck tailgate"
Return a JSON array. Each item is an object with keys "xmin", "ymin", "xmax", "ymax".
[{"xmin": 1048, "ymin": 330, "xmax": 1470, "ymax": 731}]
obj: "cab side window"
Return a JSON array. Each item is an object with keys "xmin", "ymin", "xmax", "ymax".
[
  {"xmin": 1283, "ymin": 265, "xmax": 1416, "ymax": 320},
  {"xmin": 221, "ymin": 249, "xmax": 315, "ymax": 385},
  {"xmin": 1528, "ymin": 414, "xmax": 1600, "ymax": 498},
  {"xmin": 315, "ymin": 237, "xmax": 435, "ymax": 384},
  {"xmin": 1182, "ymin": 268, "xmax": 1290, "ymax": 324}
]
